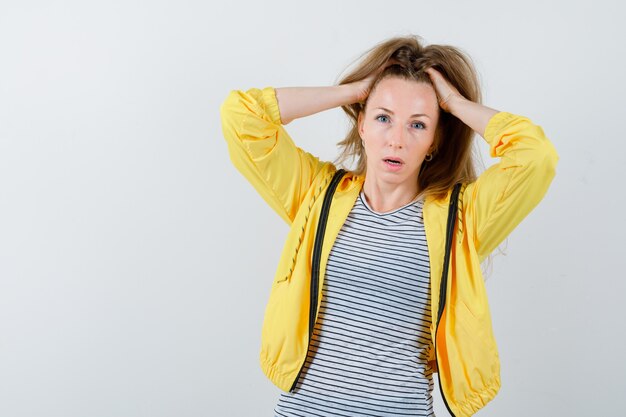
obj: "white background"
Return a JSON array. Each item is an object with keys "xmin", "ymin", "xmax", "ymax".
[{"xmin": 1, "ymin": 1, "xmax": 624, "ymax": 416}]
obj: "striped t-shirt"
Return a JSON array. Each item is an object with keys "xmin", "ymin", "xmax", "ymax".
[{"xmin": 274, "ymin": 189, "xmax": 435, "ymax": 417}]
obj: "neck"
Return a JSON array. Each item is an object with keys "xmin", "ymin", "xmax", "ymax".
[{"xmin": 361, "ymin": 176, "xmax": 420, "ymax": 213}]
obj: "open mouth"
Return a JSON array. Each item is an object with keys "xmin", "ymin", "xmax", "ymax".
[{"xmin": 384, "ymin": 158, "xmax": 403, "ymax": 166}]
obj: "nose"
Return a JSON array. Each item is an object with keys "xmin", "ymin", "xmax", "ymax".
[{"xmin": 388, "ymin": 124, "xmax": 407, "ymax": 149}]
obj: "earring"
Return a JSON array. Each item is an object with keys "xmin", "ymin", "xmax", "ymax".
[{"xmin": 424, "ymin": 153, "xmax": 433, "ymax": 162}]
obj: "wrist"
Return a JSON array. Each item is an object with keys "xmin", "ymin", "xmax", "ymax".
[
  {"xmin": 345, "ymin": 80, "xmax": 368, "ymax": 104},
  {"xmin": 445, "ymin": 94, "xmax": 467, "ymax": 114}
]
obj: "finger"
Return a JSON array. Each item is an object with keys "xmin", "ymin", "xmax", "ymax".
[
  {"xmin": 425, "ymin": 69, "xmax": 447, "ymax": 94},
  {"xmin": 425, "ymin": 69, "xmax": 448, "ymax": 93},
  {"xmin": 425, "ymin": 67, "xmax": 442, "ymax": 79}
]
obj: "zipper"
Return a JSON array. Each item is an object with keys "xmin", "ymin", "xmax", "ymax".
[
  {"xmin": 289, "ymin": 169, "xmax": 346, "ymax": 393},
  {"xmin": 434, "ymin": 183, "xmax": 462, "ymax": 416}
]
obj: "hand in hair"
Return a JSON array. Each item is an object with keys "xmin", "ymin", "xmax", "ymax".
[
  {"xmin": 425, "ymin": 67, "xmax": 464, "ymax": 113},
  {"xmin": 352, "ymin": 61, "xmax": 395, "ymax": 103},
  {"xmin": 425, "ymin": 66, "xmax": 499, "ymax": 137},
  {"xmin": 352, "ymin": 72, "xmax": 378, "ymax": 103}
]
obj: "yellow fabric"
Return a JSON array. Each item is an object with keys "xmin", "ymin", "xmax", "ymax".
[{"xmin": 220, "ymin": 87, "xmax": 558, "ymax": 416}]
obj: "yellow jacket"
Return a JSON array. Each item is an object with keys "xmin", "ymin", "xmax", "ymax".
[{"xmin": 220, "ymin": 87, "xmax": 558, "ymax": 416}]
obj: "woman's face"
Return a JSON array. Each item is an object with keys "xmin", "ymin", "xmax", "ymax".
[{"xmin": 358, "ymin": 76, "xmax": 440, "ymax": 189}]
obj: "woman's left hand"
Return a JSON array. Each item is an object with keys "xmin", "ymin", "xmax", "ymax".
[{"xmin": 425, "ymin": 67, "xmax": 465, "ymax": 113}]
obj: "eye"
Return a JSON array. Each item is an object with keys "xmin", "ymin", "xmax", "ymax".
[
  {"xmin": 411, "ymin": 121, "xmax": 426, "ymax": 129},
  {"xmin": 376, "ymin": 114, "xmax": 390, "ymax": 123}
]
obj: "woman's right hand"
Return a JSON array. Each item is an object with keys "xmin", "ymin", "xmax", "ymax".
[
  {"xmin": 352, "ymin": 74, "xmax": 377, "ymax": 103},
  {"xmin": 351, "ymin": 59, "xmax": 397, "ymax": 103}
]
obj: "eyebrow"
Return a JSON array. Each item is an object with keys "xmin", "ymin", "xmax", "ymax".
[{"xmin": 375, "ymin": 107, "xmax": 431, "ymax": 119}]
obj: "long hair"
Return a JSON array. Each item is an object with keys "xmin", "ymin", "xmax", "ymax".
[{"xmin": 334, "ymin": 35, "xmax": 483, "ymax": 200}]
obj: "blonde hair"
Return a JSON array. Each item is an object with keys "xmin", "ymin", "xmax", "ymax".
[{"xmin": 334, "ymin": 35, "xmax": 483, "ymax": 200}]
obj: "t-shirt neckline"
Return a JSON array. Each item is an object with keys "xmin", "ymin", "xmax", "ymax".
[{"xmin": 358, "ymin": 190, "xmax": 424, "ymax": 216}]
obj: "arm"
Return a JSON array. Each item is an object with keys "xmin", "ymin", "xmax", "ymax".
[
  {"xmin": 446, "ymin": 98, "xmax": 499, "ymax": 138},
  {"xmin": 426, "ymin": 68, "xmax": 559, "ymax": 261},
  {"xmin": 465, "ymin": 111, "xmax": 558, "ymax": 260},
  {"xmin": 275, "ymin": 82, "xmax": 368, "ymax": 124},
  {"xmin": 220, "ymin": 82, "xmax": 366, "ymax": 224},
  {"xmin": 220, "ymin": 87, "xmax": 325, "ymax": 224}
]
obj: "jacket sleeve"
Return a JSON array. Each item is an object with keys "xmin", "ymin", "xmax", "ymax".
[
  {"xmin": 463, "ymin": 111, "xmax": 559, "ymax": 262},
  {"xmin": 220, "ymin": 87, "xmax": 330, "ymax": 225}
]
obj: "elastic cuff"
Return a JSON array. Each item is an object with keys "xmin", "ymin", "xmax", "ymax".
[
  {"xmin": 483, "ymin": 111, "xmax": 518, "ymax": 143},
  {"xmin": 262, "ymin": 87, "xmax": 283, "ymax": 125}
]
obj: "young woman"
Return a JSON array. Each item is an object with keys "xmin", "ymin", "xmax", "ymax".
[{"xmin": 220, "ymin": 35, "xmax": 558, "ymax": 417}]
